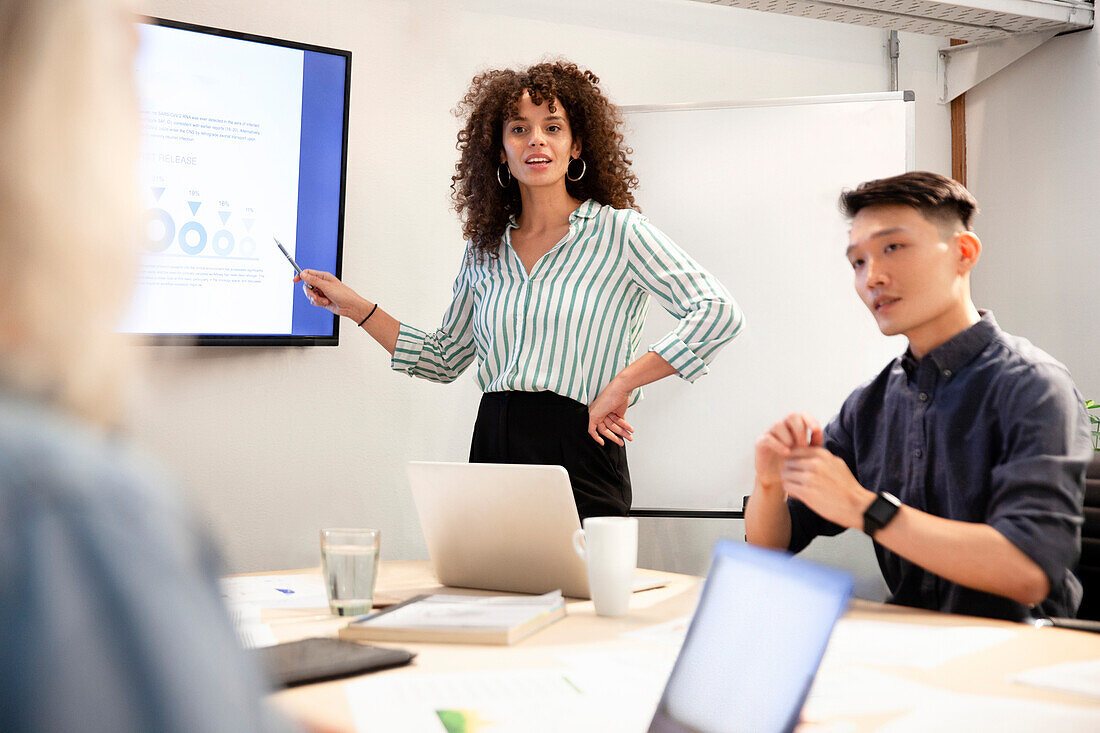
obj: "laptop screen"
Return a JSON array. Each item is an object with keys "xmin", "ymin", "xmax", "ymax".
[{"xmin": 649, "ymin": 540, "xmax": 853, "ymax": 733}]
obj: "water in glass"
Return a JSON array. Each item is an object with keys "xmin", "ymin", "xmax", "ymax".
[{"xmin": 321, "ymin": 543, "xmax": 379, "ymax": 616}]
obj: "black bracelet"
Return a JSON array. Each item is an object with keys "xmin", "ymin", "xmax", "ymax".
[{"xmin": 357, "ymin": 303, "xmax": 378, "ymax": 327}]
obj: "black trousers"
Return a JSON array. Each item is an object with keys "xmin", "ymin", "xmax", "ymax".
[{"xmin": 469, "ymin": 391, "xmax": 632, "ymax": 521}]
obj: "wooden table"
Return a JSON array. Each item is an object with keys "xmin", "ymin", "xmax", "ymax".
[{"xmin": 256, "ymin": 561, "xmax": 1100, "ymax": 732}]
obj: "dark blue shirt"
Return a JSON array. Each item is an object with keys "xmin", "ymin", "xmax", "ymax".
[{"xmin": 788, "ymin": 313, "xmax": 1091, "ymax": 621}]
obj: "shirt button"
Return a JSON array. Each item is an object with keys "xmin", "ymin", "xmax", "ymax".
[
  {"xmin": 942, "ymin": 369, "xmax": 952, "ymax": 378},
  {"xmin": 918, "ymin": 392, "xmax": 928, "ymax": 402},
  {"xmin": 914, "ymin": 448, "xmax": 923, "ymax": 458}
]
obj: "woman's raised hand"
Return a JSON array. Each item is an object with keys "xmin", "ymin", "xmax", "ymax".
[{"xmin": 295, "ymin": 269, "xmax": 370, "ymax": 321}]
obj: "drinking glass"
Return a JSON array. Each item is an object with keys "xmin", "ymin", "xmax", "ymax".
[{"xmin": 320, "ymin": 528, "xmax": 380, "ymax": 616}]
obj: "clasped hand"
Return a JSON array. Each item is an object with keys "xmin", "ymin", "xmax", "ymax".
[{"xmin": 755, "ymin": 412, "xmax": 873, "ymax": 529}]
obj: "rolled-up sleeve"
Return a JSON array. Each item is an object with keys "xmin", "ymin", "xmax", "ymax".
[
  {"xmin": 391, "ymin": 249, "xmax": 478, "ymax": 384},
  {"xmin": 626, "ymin": 217, "xmax": 744, "ymax": 382},
  {"xmin": 987, "ymin": 364, "xmax": 1090, "ymax": 593}
]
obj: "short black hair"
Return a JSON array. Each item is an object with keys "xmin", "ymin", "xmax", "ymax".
[{"xmin": 839, "ymin": 171, "xmax": 978, "ymax": 231}]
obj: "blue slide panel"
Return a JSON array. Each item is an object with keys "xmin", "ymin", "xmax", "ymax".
[{"xmin": 292, "ymin": 50, "xmax": 347, "ymax": 336}]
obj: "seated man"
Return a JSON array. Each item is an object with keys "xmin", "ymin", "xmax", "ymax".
[{"xmin": 745, "ymin": 171, "xmax": 1090, "ymax": 622}]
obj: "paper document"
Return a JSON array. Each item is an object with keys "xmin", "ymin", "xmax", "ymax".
[
  {"xmin": 227, "ymin": 603, "xmax": 278, "ymax": 648},
  {"xmin": 554, "ymin": 648, "xmax": 676, "ymax": 713},
  {"xmin": 619, "ymin": 614, "xmax": 692, "ymax": 646},
  {"xmin": 822, "ymin": 619, "xmax": 1015, "ymax": 670},
  {"xmin": 364, "ymin": 591, "xmax": 563, "ymax": 630},
  {"xmin": 877, "ymin": 692, "xmax": 1100, "ymax": 731},
  {"xmin": 1011, "ymin": 659, "xmax": 1100, "ymax": 700},
  {"xmin": 219, "ymin": 573, "xmax": 329, "ymax": 609},
  {"xmin": 804, "ymin": 665, "xmax": 944, "ymax": 721},
  {"xmin": 807, "ymin": 664, "xmax": 1100, "ymax": 728},
  {"xmin": 346, "ymin": 668, "xmax": 626, "ymax": 732}
]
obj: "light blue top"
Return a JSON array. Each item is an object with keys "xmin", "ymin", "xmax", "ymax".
[
  {"xmin": 0, "ymin": 391, "xmax": 298, "ymax": 733},
  {"xmin": 392, "ymin": 200, "xmax": 744, "ymax": 405}
]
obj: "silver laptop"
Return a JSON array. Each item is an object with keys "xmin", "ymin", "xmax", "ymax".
[
  {"xmin": 648, "ymin": 539, "xmax": 853, "ymax": 733},
  {"xmin": 407, "ymin": 461, "xmax": 664, "ymax": 599}
]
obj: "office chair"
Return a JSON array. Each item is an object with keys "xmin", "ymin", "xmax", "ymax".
[{"xmin": 1076, "ymin": 454, "xmax": 1100, "ymax": 622}]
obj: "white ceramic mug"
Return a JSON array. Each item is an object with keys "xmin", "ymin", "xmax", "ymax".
[{"xmin": 572, "ymin": 516, "xmax": 638, "ymax": 617}]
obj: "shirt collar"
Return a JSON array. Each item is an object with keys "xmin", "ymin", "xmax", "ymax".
[
  {"xmin": 570, "ymin": 199, "xmax": 600, "ymax": 221},
  {"xmin": 505, "ymin": 199, "xmax": 599, "ymax": 230},
  {"xmin": 901, "ymin": 310, "xmax": 999, "ymax": 377}
]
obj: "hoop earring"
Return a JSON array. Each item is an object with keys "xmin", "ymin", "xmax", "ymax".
[
  {"xmin": 566, "ymin": 157, "xmax": 586, "ymax": 182},
  {"xmin": 497, "ymin": 163, "xmax": 512, "ymax": 188}
]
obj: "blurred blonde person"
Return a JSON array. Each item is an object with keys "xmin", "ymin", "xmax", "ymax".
[
  {"xmin": 0, "ymin": 0, "xmax": 139, "ymax": 421},
  {"xmin": 0, "ymin": 2, "xmax": 301, "ymax": 731}
]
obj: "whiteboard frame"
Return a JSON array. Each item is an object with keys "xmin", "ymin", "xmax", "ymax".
[
  {"xmin": 624, "ymin": 90, "xmax": 914, "ymax": 114},
  {"xmin": 624, "ymin": 91, "xmax": 915, "ymax": 180}
]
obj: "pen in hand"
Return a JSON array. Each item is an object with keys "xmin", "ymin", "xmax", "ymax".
[{"xmin": 274, "ymin": 237, "xmax": 315, "ymax": 290}]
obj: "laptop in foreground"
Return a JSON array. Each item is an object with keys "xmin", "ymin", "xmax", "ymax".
[
  {"xmin": 648, "ymin": 539, "xmax": 853, "ymax": 733},
  {"xmin": 407, "ymin": 461, "xmax": 664, "ymax": 599}
]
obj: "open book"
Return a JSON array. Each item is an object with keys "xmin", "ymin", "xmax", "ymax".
[{"xmin": 339, "ymin": 591, "xmax": 566, "ymax": 645}]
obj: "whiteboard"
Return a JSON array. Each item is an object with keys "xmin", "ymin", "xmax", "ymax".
[{"xmin": 622, "ymin": 93, "xmax": 912, "ymax": 511}]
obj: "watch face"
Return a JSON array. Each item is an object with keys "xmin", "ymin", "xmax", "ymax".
[{"xmin": 864, "ymin": 492, "xmax": 901, "ymax": 535}]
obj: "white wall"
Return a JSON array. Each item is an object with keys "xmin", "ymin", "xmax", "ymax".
[
  {"xmin": 638, "ymin": 518, "xmax": 889, "ymax": 600},
  {"xmin": 134, "ymin": 0, "xmax": 951, "ymax": 572},
  {"xmin": 966, "ymin": 29, "xmax": 1100, "ymax": 400}
]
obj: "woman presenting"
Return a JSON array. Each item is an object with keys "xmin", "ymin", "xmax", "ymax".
[{"xmin": 297, "ymin": 61, "xmax": 744, "ymax": 520}]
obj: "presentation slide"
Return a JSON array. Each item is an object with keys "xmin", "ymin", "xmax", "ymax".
[{"xmin": 123, "ymin": 22, "xmax": 346, "ymax": 339}]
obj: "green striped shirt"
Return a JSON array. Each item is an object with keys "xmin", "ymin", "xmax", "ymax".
[{"xmin": 391, "ymin": 199, "xmax": 744, "ymax": 406}]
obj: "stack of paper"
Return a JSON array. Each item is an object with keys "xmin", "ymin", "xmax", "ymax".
[{"xmin": 226, "ymin": 603, "xmax": 277, "ymax": 649}]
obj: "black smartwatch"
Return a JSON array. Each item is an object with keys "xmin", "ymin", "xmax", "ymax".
[{"xmin": 863, "ymin": 491, "xmax": 902, "ymax": 537}]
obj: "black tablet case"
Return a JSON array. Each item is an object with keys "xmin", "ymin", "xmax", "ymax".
[{"xmin": 254, "ymin": 637, "xmax": 415, "ymax": 688}]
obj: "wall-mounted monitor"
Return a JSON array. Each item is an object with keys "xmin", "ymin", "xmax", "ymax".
[{"xmin": 125, "ymin": 17, "xmax": 350, "ymax": 345}]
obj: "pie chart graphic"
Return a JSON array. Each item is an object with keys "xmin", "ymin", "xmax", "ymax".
[
  {"xmin": 144, "ymin": 208, "xmax": 175, "ymax": 252},
  {"xmin": 178, "ymin": 221, "xmax": 208, "ymax": 255},
  {"xmin": 211, "ymin": 229, "xmax": 235, "ymax": 256}
]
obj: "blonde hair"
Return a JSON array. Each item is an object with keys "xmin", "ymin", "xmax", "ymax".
[{"xmin": 0, "ymin": 0, "xmax": 140, "ymax": 425}]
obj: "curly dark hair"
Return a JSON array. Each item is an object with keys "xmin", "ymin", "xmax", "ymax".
[{"xmin": 451, "ymin": 61, "xmax": 639, "ymax": 260}]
